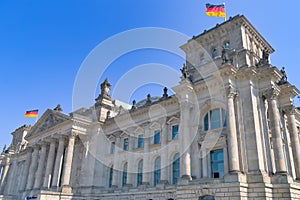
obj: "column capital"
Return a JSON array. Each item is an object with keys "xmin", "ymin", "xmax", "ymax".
[
  {"xmin": 282, "ymin": 105, "xmax": 296, "ymax": 115},
  {"xmin": 263, "ymin": 86, "xmax": 280, "ymax": 100},
  {"xmin": 226, "ymin": 85, "xmax": 237, "ymax": 98}
]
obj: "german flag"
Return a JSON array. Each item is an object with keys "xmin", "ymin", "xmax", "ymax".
[
  {"xmin": 206, "ymin": 3, "xmax": 226, "ymax": 19},
  {"xmin": 25, "ymin": 109, "xmax": 39, "ymax": 118}
]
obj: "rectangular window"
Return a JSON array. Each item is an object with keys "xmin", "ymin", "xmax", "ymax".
[
  {"xmin": 137, "ymin": 135, "xmax": 144, "ymax": 148},
  {"xmin": 210, "ymin": 149, "xmax": 224, "ymax": 178},
  {"xmin": 110, "ymin": 142, "xmax": 115, "ymax": 154},
  {"xmin": 123, "ymin": 138, "xmax": 129, "ymax": 151},
  {"xmin": 210, "ymin": 109, "xmax": 221, "ymax": 129},
  {"xmin": 172, "ymin": 125, "xmax": 179, "ymax": 140},
  {"xmin": 154, "ymin": 130, "xmax": 161, "ymax": 144}
]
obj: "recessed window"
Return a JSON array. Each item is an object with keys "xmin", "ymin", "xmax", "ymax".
[
  {"xmin": 211, "ymin": 48, "xmax": 218, "ymax": 59},
  {"xmin": 210, "ymin": 149, "xmax": 224, "ymax": 178},
  {"xmin": 172, "ymin": 153, "xmax": 180, "ymax": 184},
  {"xmin": 137, "ymin": 135, "xmax": 144, "ymax": 148},
  {"xmin": 224, "ymin": 41, "xmax": 230, "ymax": 49},
  {"xmin": 109, "ymin": 165, "xmax": 113, "ymax": 187},
  {"xmin": 204, "ymin": 108, "xmax": 226, "ymax": 131},
  {"xmin": 110, "ymin": 142, "xmax": 115, "ymax": 154},
  {"xmin": 123, "ymin": 138, "xmax": 129, "ymax": 151},
  {"xmin": 172, "ymin": 125, "xmax": 179, "ymax": 140},
  {"xmin": 122, "ymin": 162, "xmax": 128, "ymax": 186},
  {"xmin": 154, "ymin": 156, "xmax": 161, "ymax": 186},
  {"xmin": 137, "ymin": 160, "xmax": 143, "ymax": 186},
  {"xmin": 154, "ymin": 130, "xmax": 161, "ymax": 144}
]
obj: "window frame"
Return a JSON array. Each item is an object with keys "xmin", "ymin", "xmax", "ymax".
[
  {"xmin": 122, "ymin": 162, "xmax": 128, "ymax": 186},
  {"xmin": 137, "ymin": 134, "xmax": 144, "ymax": 148},
  {"xmin": 154, "ymin": 156, "xmax": 161, "ymax": 186},
  {"xmin": 137, "ymin": 160, "xmax": 143, "ymax": 186},
  {"xmin": 171, "ymin": 125, "xmax": 179, "ymax": 140},
  {"xmin": 172, "ymin": 153, "xmax": 180, "ymax": 184},
  {"xmin": 203, "ymin": 108, "xmax": 226, "ymax": 131},
  {"xmin": 154, "ymin": 130, "xmax": 161, "ymax": 144},
  {"xmin": 210, "ymin": 149, "xmax": 224, "ymax": 178},
  {"xmin": 123, "ymin": 138, "xmax": 129, "ymax": 151}
]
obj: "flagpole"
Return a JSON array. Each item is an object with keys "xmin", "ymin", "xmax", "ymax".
[{"xmin": 223, "ymin": 3, "xmax": 226, "ymax": 22}]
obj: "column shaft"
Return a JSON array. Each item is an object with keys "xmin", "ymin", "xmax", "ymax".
[
  {"xmin": 34, "ymin": 144, "xmax": 47, "ymax": 189},
  {"xmin": 0, "ymin": 158, "xmax": 10, "ymax": 193},
  {"xmin": 20, "ymin": 149, "xmax": 32, "ymax": 190},
  {"xmin": 227, "ymin": 91, "xmax": 240, "ymax": 172},
  {"xmin": 142, "ymin": 129, "xmax": 150, "ymax": 184},
  {"xmin": 160, "ymin": 124, "xmax": 168, "ymax": 182},
  {"xmin": 43, "ymin": 140, "xmax": 56, "ymax": 188},
  {"xmin": 112, "ymin": 137, "xmax": 120, "ymax": 187},
  {"xmin": 61, "ymin": 134, "xmax": 76, "ymax": 187},
  {"xmin": 26, "ymin": 146, "xmax": 39, "ymax": 190},
  {"xmin": 268, "ymin": 98, "xmax": 287, "ymax": 173},
  {"xmin": 51, "ymin": 137, "xmax": 65, "ymax": 188},
  {"xmin": 286, "ymin": 106, "xmax": 300, "ymax": 178}
]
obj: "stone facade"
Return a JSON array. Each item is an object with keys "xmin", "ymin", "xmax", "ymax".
[{"xmin": 1, "ymin": 15, "xmax": 300, "ymax": 200}]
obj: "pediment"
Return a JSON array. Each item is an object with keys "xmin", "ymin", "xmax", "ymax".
[{"xmin": 26, "ymin": 109, "xmax": 71, "ymax": 139}]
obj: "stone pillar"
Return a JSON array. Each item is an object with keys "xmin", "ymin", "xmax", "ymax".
[
  {"xmin": 201, "ymin": 149, "xmax": 208, "ymax": 178},
  {"xmin": 160, "ymin": 124, "xmax": 168, "ymax": 183},
  {"xmin": 142, "ymin": 128, "xmax": 150, "ymax": 185},
  {"xmin": 180, "ymin": 102, "xmax": 192, "ymax": 180},
  {"xmin": 266, "ymin": 88, "xmax": 287, "ymax": 173},
  {"xmin": 34, "ymin": 143, "xmax": 47, "ymax": 189},
  {"xmin": 61, "ymin": 133, "xmax": 76, "ymax": 192},
  {"xmin": 0, "ymin": 157, "xmax": 10, "ymax": 193},
  {"xmin": 20, "ymin": 148, "xmax": 32, "ymax": 190},
  {"xmin": 51, "ymin": 136, "xmax": 65, "ymax": 188},
  {"xmin": 26, "ymin": 145, "xmax": 39, "ymax": 190},
  {"xmin": 126, "ymin": 135, "xmax": 135, "ymax": 186},
  {"xmin": 112, "ymin": 136, "xmax": 120, "ymax": 187},
  {"xmin": 43, "ymin": 139, "xmax": 56, "ymax": 189},
  {"xmin": 226, "ymin": 86, "xmax": 240, "ymax": 172},
  {"xmin": 284, "ymin": 105, "xmax": 300, "ymax": 179}
]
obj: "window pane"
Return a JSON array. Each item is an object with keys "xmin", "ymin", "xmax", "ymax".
[
  {"xmin": 204, "ymin": 113, "xmax": 209, "ymax": 131},
  {"xmin": 172, "ymin": 125, "xmax": 179, "ymax": 140},
  {"xmin": 123, "ymin": 138, "xmax": 129, "ymax": 151},
  {"xmin": 109, "ymin": 166, "xmax": 113, "ymax": 187},
  {"xmin": 210, "ymin": 109, "xmax": 221, "ymax": 129},
  {"xmin": 154, "ymin": 157, "xmax": 161, "ymax": 186},
  {"xmin": 172, "ymin": 153, "xmax": 180, "ymax": 184},
  {"xmin": 110, "ymin": 142, "xmax": 115, "ymax": 154},
  {"xmin": 210, "ymin": 149, "xmax": 224, "ymax": 178},
  {"xmin": 222, "ymin": 109, "xmax": 227, "ymax": 127},
  {"xmin": 137, "ymin": 160, "xmax": 143, "ymax": 186},
  {"xmin": 122, "ymin": 163, "xmax": 128, "ymax": 186},
  {"xmin": 138, "ymin": 135, "xmax": 144, "ymax": 148},
  {"xmin": 154, "ymin": 130, "xmax": 161, "ymax": 144}
]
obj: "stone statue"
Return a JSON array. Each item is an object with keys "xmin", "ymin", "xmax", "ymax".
[
  {"xmin": 146, "ymin": 94, "xmax": 152, "ymax": 105},
  {"xmin": 2, "ymin": 145, "xmax": 6, "ymax": 153},
  {"xmin": 222, "ymin": 47, "xmax": 229, "ymax": 64},
  {"xmin": 101, "ymin": 78, "xmax": 111, "ymax": 98},
  {"xmin": 131, "ymin": 100, "xmax": 137, "ymax": 110},
  {"xmin": 278, "ymin": 67, "xmax": 288, "ymax": 85},
  {"xmin": 262, "ymin": 48, "xmax": 269, "ymax": 64},
  {"xmin": 180, "ymin": 64, "xmax": 190, "ymax": 79},
  {"xmin": 54, "ymin": 104, "xmax": 62, "ymax": 112},
  {"xmin": 163, "ymin": 87, "xmax": 168, "ymax": 98}
]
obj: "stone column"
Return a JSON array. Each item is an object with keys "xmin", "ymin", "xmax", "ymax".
[
  {"xmin": 201, "ymin": 149, "xmax": 208, "ymax": 178},
  {"xmin": 26, "ymin": 145, "xmax": 39, "ymax": 190},
  {"xmin": 20, "ymin": 148, "xmax": 32, "ymax": 190},
  {"xmin": 126, "ymin": 135, "xmax": 134, "ymax": 186},
  {"xmin": 226, "ymin": 86, "xmax": 240, "ymax": 172},
  {"xmin": 43, "ymin": 139, "xmax": 56, "ymax": 189},
  {"xmin": 160, "ymin": 124, "xmax": 168, "ymax": 183},
  {"xmin": 142, "ymin": 128, "xmax": 150, "ymax": 185},
  {"xmin": 284, "ymin": 105, "xmax": 300, "ymax": 179},
  {"xmin": 0, "ymin": 157, "xmax": 10, "ymax": 193},
  {"xmin": 266, "ymin": 88, "xmax": 287, "ymax": 173},
  {"xmin": 112, "ymin": 136, "xmax": 120, "ymax": 187},
  {"xmin": 180, "ymin": 102, "xmax": 192, "ymax": 180},
  {"xmin": 51, "ymin": 136, "xmax": 65, "ymax": 188},
  {"xmin": 61, "ymin": 133, "xmax": 76, "ymax": 192},
  {"xmin": 34, "ymin": 143, "xmax": 47, "ymax": 189}
]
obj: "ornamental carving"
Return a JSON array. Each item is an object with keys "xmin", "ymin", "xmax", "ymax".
[
  {"xmin": 263, "ymin": 87, "xmax": 280, "ymax": 100},
  {"xmin": 282, "ymin": 105, "xmax": 296, "ymax": 115}
]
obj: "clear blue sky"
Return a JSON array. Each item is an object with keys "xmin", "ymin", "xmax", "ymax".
[{"xmin": 1, "ymin": 0, "xmax": 299, "ymax": 150}]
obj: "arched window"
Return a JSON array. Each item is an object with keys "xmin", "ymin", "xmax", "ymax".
[
  {"xmin": 108, "ymin": 165, "xmax": 113, "ymax": 187},
  {"xmin": 204, "ymin": 108, "xmax": 226, "ymax": 131},
  {"xmin": 211, "ymin": 48, "xmax": 218, "ymax": 59},
  {"xmin": 137, "ymin": 160, "xmax": 143, "ymax": 186},
  {"xmin": 122, "ymin": 162, "xmax": 128, "ymax": 186},
  {"xmin": 154, "ymin": 156, "xmax": 161, "ymax": 186},
  {"xmin": 172, "ymin": 153, "xmax": 180, "ymax": 184}
]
